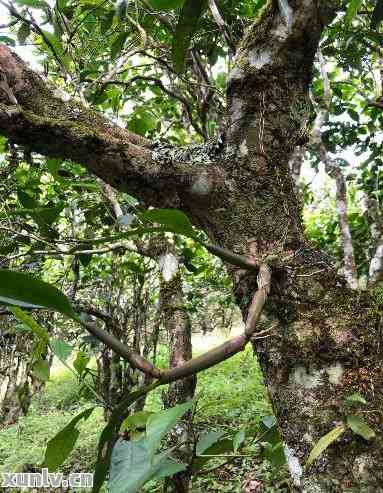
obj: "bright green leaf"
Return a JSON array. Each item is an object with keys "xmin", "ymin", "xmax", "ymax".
[
  {"xmin": 50, "ymin": 339, "xmax": 73, "ymax": 362},
  {"xmin": 10, "ymin": 306, "xmax": 49, "ymax": 343},
  {"xmin": 306, "ymin": 425, "xmax": 346, "ymax": 467},
  {"xmin": 73, "ymin": 350, "xmax": 90, "ymax": 376},
  {"xmin": 346, "ymin": 0, "xmax": 362, "ymax": 24},
  {"xmin": 347, "ymin": 415, "xmax": 376, "ymax": 440},
  {"xmin": 345, "ymin": 393, "xmax": 367, "ymax": 406},
  {"xmin": 16, "ymin": 0, "xmax": 49, "ymax": 8}
]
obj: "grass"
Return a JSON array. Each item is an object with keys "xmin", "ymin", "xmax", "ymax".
[{"xmin": 0, "ymin": 347, "xmax": 289, "ymax": 492}]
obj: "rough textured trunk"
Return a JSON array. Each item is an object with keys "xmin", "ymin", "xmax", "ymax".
[
  {"xmin": 1, "ymin": 2, "xmax": 383, "ymax": 491},
  {"xmin": 159, "ymin": 247, "xmax": 196, "ymax": 493}
]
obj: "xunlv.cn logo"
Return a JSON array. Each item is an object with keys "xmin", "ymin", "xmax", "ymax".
[{"xmin": 2, "ymin": 468, "xmax": 93, "ymax": 488}]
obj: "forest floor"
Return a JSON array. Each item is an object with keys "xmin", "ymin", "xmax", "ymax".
[{"xmin": 0, "ymin": 333, "xmax": 291, "ymax": 492}]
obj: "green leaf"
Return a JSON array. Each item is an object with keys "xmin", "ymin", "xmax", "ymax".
[
  {"xmin": 371, "ymin": 0, "xmax": 383, "ymax": 28},
  {"xmin": 148, "ymin": 0, "xmax": 183, "ymax": 11},
  {"xmin": 172, "ymin": 0, "xmax": 207, "ymax": 73},
  {"xmin": 233, "ymin": 429, "xmax": 246, "ymax": 452},
  {"xmin": 151, "ymin": 455, "xmax": 186, "ymax": 480},
  {"xmin": 16, "ymin": 0, "xmax": 49, "ymax": 8},
  {"xmin": 345, "ymin": 392, "xmax": 367, "ymax": 406},
  {"xmin": 347, "ymin": 415, "xmax": 376, "ymax": 440},
  {"xmin": 32, "ymin": 359, "xmax": 50, "ymax": 382},
  {"xmin": 18, "ymin": 190, "xmax": 39, "ymax": 209},
  {"xmin": 348, "ymin": 108, "xmax": 360, "ymax": 122},
  {"xmin": 41, "ymin": 30, "xmax": 71, "ymax": 71},
  {"xmin": 109, "ymin": 439, "xmax": 152, "ymax": 493},
  {"xmin": 46, "ymin": 158, "xmax": 62, "ymax": 176},
  {"xmin": 0, "ymin": 36, "xmax": 16, "ymax": 46},
  {"xmin": 17, "ymin": 23, "xmax": 31, "ymax": 44},
  {"xmin": 346, "ymin": 0, "xmax": 362, "ymax": 24},
  {"xmin": 93, "ymin": 389, "xmax": 153, "ymax": 493},
  {"xmin": 50, "ymin": 339, "xmax": 73, "ymax": 362},
  {"xmin": 121, "ymin": 411, "xmax": 153, "ymax": 433},
  {"xmin": 262, "ymin": 441, "xmax": 286, "ymax": 468},
  {"xmin": 196, "ymin": 430, "xmax": 225, "ymax": 455},
  {"xmin": 146, "ymin": 401, "xmax": 193, "ymax": 454},
  {"xmin": 44, "ymin": 407, "xmax": 95, "ymax": 471},
  {"xmin": 306, "ymin": 425, "xmax": 346, "ymax": 467},
  {"xmin": 192, "ymin": 438, "xmax": 233, "ymax": 471},
  {"xmin": 111, "ymin": 32, "xmax": 129, "ymax": 59},
  {"xmin": 0, "ymin": 269, "xmax": 77, "ymax": 319},
  {"xmin": 10, "ymin": 306, "xmax": 49, "ymax": 343},
  {"xmin": 73, "ymin": 350, "xmax": 90, "ymax": 376},
  {"xmin": 141, "ymin": 209, "xmax": 195, "ymax": 237}
]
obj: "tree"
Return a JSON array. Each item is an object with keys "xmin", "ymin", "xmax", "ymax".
[{"xmin": 0, "ymin": 1, "xmax": 383, "ymax": 491}]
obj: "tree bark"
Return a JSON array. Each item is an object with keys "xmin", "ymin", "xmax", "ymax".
[{"xmin": 1, "ymin": 2, "xmax": 383, "ymax": 491}]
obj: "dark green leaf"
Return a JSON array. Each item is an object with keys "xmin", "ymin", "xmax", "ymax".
[
  {"xmin": 111, "ymin": 32, "xmax": 129, "ymax": 59},
  {"xmin": 0, "ymin": 270, "xmax": 77, "ymax": 319},
  {"xmin": 371, "ymin": 0, "xmax": 383, "ymax": 28},
  {"xmin": 17, "ymin": 23, "xmax": 31, "ymax": 44},
  {"xmin": 141, "ymin": 209, "xmax": 195, "ymax": 236},
  {"xmin": 0, "ymin": 36, "xmax": 16, "ymax": 46},
  {"xmin": 149, "ymin": 0, "xmax": 183, "ymax": 11},
  {"xmin": 172, "ymin": 0, "xmax": 207, "ymax": 73},
  {"xmin": 43, "ymin": 407, "xmax": 95, "ymax": 471}
]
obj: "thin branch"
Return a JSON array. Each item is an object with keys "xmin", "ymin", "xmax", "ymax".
[{"xmin": 207, "ymin": 0, "xmax": 235, "ymax": 53}]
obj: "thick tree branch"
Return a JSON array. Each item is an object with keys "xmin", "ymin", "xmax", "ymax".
[{"xmin": 0, "ymin": 45, "xmax": 222, "ymax": 209}]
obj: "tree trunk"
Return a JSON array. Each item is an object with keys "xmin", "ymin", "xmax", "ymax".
[{"xmin": 1, "ymin": 2, "xmax": 383, "ymax": 490}]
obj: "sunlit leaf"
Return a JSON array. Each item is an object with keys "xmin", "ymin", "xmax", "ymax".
[
  {"xmin": 347, "ymin": 415, "xmax": 376, "ymax": 440},
  {"xmin": 306, "ymin": 425, "xmax": 346, "ymax": 467}
]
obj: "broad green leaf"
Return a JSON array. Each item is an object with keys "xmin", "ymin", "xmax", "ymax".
[
  {"xmin": 148, "ymin": 0, "xmax": 183, "ymax": 11},
  {"xmin": 0, "ymin": 270, "xmax": 77, "ymax": 319},
  {"xmin": 371, "ymin": 0, "xmax": 383, "ymax": 28},
  {"xmin": 146, "ymin": 401, "xmax": 193, "ymax": 454},
  {"xmin": 50, "ymin": 339, "xmax": 73, "ymax": 362},
  {"xmin": 10, "ymin": 306, "xmax": 49, "ymax": 343},
  {"xmin": 93, "ymin": 389, "xmax": 155, "ymax": 493},
  {"xmin": 192, "ymin": 438, "xmax": 233, "ymax": 471},
  {"xmin": 141, "ymin": 209, "xmax": 195, "ymax": 236},
  {"xmin": 172, "ymin": 0, "xmax": 207, "ymax": 73},
  {"xmin": 196, "ymin": 430, "xmax": 225, "ymax": 455},
  {"xmin": 151, "ymin": 455, "xmax": 186, "ymax": 480},
  {"xmin": 32, "ymin": 359, "xmax": 50, "ymax": 382},
  {"xmin": 347, "ymin": 415, "xmax": 376, "ymax": 440},
  {"xmin": 345, "ymin": 393, "xmax": 367, "ymax": 406},
  {"xmin": 306, "ymin": 425, "xmax": 346, "ymax": 467},
  {"xmin": 109, "ymin": 439, "xmax": 152, "ymax": 493},
  {"xmin": 18, "ymin": 190, "xmax": 38, "ymax": 209},
  {"xmin": 44, "ymin": 407, "xmax": 95, "ymax": 471},
  {"xmin": 73, "ymin": 350, "xmax": 90, "ymax": 376},
  {"xmin": 262, "ymin": 441, "xmax": 286, "ymax": 468},
  {"xmin": 346, "ymin": 0, "xmax": 362, "ymax": 24},
  {"xmin": 109, "ymin": 441, "xmax": 186, "ymax": 493}
]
